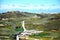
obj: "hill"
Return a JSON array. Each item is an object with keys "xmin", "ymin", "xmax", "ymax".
[{"xmin": 0, "ymin": 11, "xmax": 60, "ymax": 40}]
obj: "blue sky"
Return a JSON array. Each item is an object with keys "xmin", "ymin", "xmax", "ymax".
[{"xmin": 0, "ymin": 0, "xmax": 60, "ymax": 13}]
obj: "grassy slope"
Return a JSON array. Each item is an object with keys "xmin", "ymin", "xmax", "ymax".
[{"xmin": 0, "ymin": 12, "xmax": 60, "ymax": 40}]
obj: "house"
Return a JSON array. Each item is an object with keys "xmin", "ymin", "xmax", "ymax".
[
  {"xmin": 0, "ymin": 24, "xmax": 5, "ymax": 28},
  {"xmin": 33, "ymin": 15, "xmax": 41, "ymax": 18}
]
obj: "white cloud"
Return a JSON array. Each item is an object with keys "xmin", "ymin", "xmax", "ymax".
[{"xmin": 0, "ymin": 4, "xmax": 60, "ymax": 10}]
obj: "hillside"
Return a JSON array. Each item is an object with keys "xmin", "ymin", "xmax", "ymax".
[{"xmin": 0, "ymin": 11, "xmax": 60, "ymax": 40}]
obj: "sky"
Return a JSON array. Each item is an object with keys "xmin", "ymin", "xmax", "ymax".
[{"xmin": 0, "ymin": 0, "xmax": 60, "ymax": 13}]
